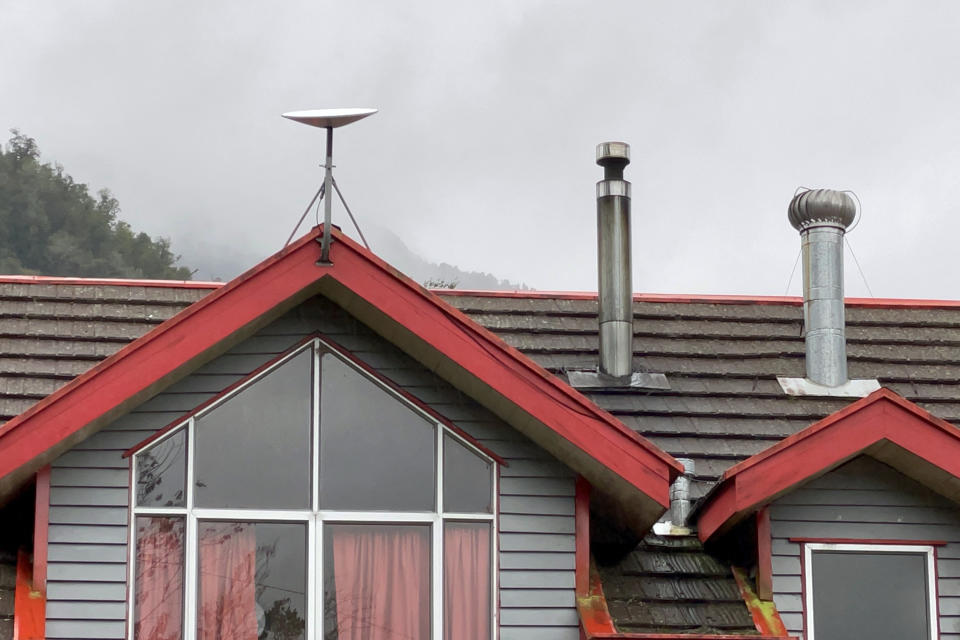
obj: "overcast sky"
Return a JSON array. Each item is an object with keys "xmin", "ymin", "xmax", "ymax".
[{"xmin": 3, "ymin": 1, "xmax": 960, "ymax": 297}]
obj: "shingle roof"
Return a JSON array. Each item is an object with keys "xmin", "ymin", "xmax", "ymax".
[
  {"xmin": 0, "ymin": 279, "xmax": 213, "ymax": 421},
  {"xmin": 597, "ymin": 534, "xmax": 757, "ymax": 635}
]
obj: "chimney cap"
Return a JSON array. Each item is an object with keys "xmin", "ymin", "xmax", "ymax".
[
  {"xmin": 788, "ymin": 189, "xmax": 856, "ymax": 231},
  {"xmin": 596, "ymin": 141, "xmax": 630, "ymax": 167}
]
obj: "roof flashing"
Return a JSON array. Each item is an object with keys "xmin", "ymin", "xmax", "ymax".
[
  {"xmin": 777, "ymin": 376, "xmax": 880, "ymax": 398},
  {"xmin": 567, "ymin": 369, "xmax": 670, "ymax": 390}
]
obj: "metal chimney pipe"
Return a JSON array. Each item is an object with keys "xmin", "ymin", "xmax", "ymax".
[
  {"xmin": 788, "ymin": 189, "xmax": 857, "ymax": 387},
  {"xmin": 596, "ymin": 142, "xmax": 633, "ymax": 377},
  {"xmin": 670, "ymin": 458, "xmax": 695, "ymax": 528}
]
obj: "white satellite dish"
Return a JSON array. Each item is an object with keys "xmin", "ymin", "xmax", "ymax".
[
  {"xmin": 282, "ymin": 108, "xmax": 378, "ymax": 129},
  {"xmin": 282, "ymin": 108, "xmax": 378, "ymax": 262}
]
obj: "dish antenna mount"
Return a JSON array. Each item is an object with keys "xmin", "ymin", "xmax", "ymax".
[{"xmin": 282, "ymin": 107, "xmax": 378, "ymax": 263}]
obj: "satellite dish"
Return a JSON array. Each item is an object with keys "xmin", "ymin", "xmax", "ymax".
[
  {"xmin": 282, "ymin": 107, "xmax": 378, "ymax": 263},
  {"xmin": 282, "ymin": 108, "xmax": 378, "ymax": 129}
]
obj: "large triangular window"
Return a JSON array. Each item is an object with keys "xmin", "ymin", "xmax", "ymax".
[{"xmin": 129, "ymin": 338, "xmax": 496, "ymax": 640}]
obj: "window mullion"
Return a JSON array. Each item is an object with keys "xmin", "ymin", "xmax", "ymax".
[
  {"xmin": 185, "ymin": 417, "xmax": 197, "ymax": 640},
  {"xmin": 434, "ymin": 424, "xmax": 444, "ymax": 639},
  {"xmin": 313, "ymin": 341, "xmax": 320, "ymax": 514},
  {"xmin": 433, "ymin": 515, "xmax": 443, "ymax": 640},
  {"xmin": 307, "ymin": 515, "xmax": 317, "ymax": 640}
]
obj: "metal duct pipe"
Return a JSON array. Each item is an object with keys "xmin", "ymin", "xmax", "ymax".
[
  {"xmin": 670, "ymin": 458, "xmax": 695, "ymax": 528},
  {"xmin": 596, "ymin": 142, "xmax": 633, "ymax": 377},
  {"xmin": 788, "ymin": 189, "xmax": 857, "ymax": 387}
]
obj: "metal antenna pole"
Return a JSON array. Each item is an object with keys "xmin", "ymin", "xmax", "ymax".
[
  {"xmin": 320, "ymin": 127, "xmax": 335, "ymax": 263},
  {"xmin": 281, "ymin": 107, "xmax": 377, "ymax": 261},
  {"xmin": 284, "ymin": 183, "xmax": 325, "ymax": 248}
]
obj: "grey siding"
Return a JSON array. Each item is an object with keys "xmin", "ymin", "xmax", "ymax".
[
  {"xmin": 47, "ymin": 296, "xmax": 577, "ymax": 640},
  {"xmin": 769, "ymin": 456, "xmax": 960, "ymax": 640}
]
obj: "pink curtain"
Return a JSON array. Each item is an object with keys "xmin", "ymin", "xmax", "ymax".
[
  {"xmin": 444, "ymin": 523, "xmax": 491, "ymax": 640},
  {"xmin": 135, "ymin": 517, "xmax": 185, "ymax": 640},
  {"xmin": 198, "ymin": 522, "xmax": 259, "ymax": 640},
  {"xmin": 331, "ymin": 525, "xmax": 430, "ymax": 640}
]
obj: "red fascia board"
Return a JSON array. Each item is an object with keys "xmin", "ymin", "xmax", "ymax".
[
  {"xmin": 0, "ymin": 274, "xmax": 223, "ymax": 289},
  {"xmin": 437, "ymin": 289, "xmax": 960, "ymax": 310},
  {"xmin": 0, "ymin": 226, "xmax": 679, "ymax": 505},
  {"xmin": 6, "ymin": 274, "xmax": 960, "ymax": 310},
  {"xmin": 5, "ymin": 273, "xmax": 960, "ymax": 310},
  {"xmin": 31, "ymin": 467, "xmax": 50, "ymax": 592},
  {"xmin": 698, "ymin": 389, "xmax": 960, "ymax": 541}
]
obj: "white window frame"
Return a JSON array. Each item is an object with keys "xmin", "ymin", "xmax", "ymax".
[
  {"xmin": 127, "ymin": 337, "xmax": 499, "ymax": 640},
  {"xmin": 802, "ymin": 542, "xmax": 938, "ymax": 640}
]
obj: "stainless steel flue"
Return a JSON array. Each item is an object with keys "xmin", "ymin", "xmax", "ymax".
[
  {"xmin": 596, "ymin": 142, "xmax": 633, "ymax": 377},
  {"xmin": 788, "ymin": 189, "xmax": 857, "ymax": 387},
  {"xmin": 670, "ymin": 458, "xmax": 695, "ymax": 528}
]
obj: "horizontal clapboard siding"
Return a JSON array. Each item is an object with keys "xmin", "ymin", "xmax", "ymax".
[
  {"xmin": 47, "ymin": 295, "xmax": 578, "ymax": 640},
  {"xmin": 770, "ymin": 456, "xmax": 960, "ymax": 640}
]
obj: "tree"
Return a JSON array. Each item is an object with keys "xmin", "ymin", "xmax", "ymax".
[{"xmin": 0, "ymin": 130, "xmax": 193, "ymax": 279}]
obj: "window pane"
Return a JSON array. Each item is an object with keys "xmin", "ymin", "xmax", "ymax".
[
  {"xmin": 135, "ymin": 516, "xmax": 185, "ymax": 640},
  {"xmin": 811, "ymin": 550, "xmax": 929, "ymax": 640},
  {"xmin": 194, "ymin": 349, "xmax": 312, "ymax": 509},
  {"xmin": 198, "ymin": 521, "xmax": 307, "ymax": 640},
  {"xmin": 443, "ymin": 434, "xmax": 492, "ymax": 513},
  {"xmin": 445, "ymin": 522, "xmax": 491, "ymax": 640},
  {"xmin": 136, "ymin": 429, "xmax": 187, "ymax": 507},
  {"xmin": 320, "ymin": 355, "xmax": 435, "ymax": 510},
  {"xmin": 324, "ymin": 523, "xmax": 431, "ymax": 639}
]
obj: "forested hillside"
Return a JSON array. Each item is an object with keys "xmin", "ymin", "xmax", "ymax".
[{"xmin": 0, "ymin": 131, "xmax": 192, "ymax": 279}]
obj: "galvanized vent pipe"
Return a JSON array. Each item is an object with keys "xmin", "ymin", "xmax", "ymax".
[
  {"xmin": 670, "ymin": 458, "xmax": 695, "ymax": 528},
  {"xmin": 596, "ymin": 142, "xmax": 633, "ymax": 377},
  {"xmin": 788, "ymin": 189, "xmax": 857, "ymax": 387}
]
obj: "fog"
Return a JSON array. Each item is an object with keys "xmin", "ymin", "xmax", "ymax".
[{"xmin": 3, "ymin": 2, "xmax": 960, "ymax": 297}]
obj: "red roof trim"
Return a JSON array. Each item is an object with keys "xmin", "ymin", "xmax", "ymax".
[
  {"xmin": 0, "ymin": 274, "xmax": 223, "ymax": 289},
  {"xmin": 0, "ymin": 226, "xmax": 677, "ymax": 507},
  {"xmin": 436, "ymin": 289, "xmax": 960, "ymax": 309},
  {"xmin": 6, "ymin": 274, "xmax": 960, "ymax": 310},
  {"xmin": 698, "ymin": 388, "xmax": 960, "ymax": 541}
]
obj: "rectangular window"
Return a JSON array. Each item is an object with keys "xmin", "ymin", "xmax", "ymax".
[
  {"xmin": 803, "ymin": 543, "xmax": 937, "ymax": 640},
  {"xmin": 323, "ymin": 523, "xmax": 431, "ymax": 638},
  {"xmin": 134, "ymin": 516, "xmax": 185, "ymax": 640}
]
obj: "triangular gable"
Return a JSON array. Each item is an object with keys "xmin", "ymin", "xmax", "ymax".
[
  {"xmin": 0, "ymin": 226, "xmax": 682, "ymax": 530},
  {"xmin": 698, "ymin": 388, "xmax": 960, "ymax": 540}
]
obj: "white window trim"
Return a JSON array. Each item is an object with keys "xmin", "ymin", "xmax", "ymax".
[
  {"xmin": 802, "ymin": 542, "xmax": 938, "ymax": 640},
  {"xmin": 127, "ymin": 337, "xmax": 499, "ymax": 640}
]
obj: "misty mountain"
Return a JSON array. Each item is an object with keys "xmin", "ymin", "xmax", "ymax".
[
  {"xmin": 362, "ymin": 226, "xmax": 530, "ymax": 291},
  {"xmin": 181, "ymin": 225, "xmax": 529, "ymax": 291}
]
